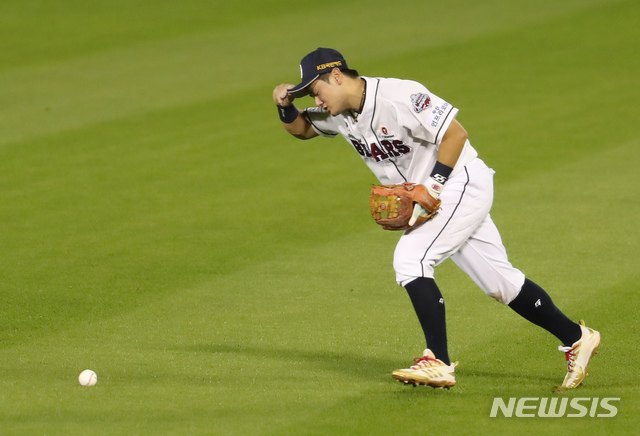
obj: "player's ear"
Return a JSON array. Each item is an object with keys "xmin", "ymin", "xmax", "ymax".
[{"xmin": 331, "ymin": 68, "xmax": 343, "ymax": 85}]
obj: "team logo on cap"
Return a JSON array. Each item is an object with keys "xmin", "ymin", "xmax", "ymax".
[
  {"xmin": 316, "ymin": 61, "xmax": 343, "ymax": 71},
  {"xmin": 411, "ymin": 93, "xmax": 431, "ymax": 113}
]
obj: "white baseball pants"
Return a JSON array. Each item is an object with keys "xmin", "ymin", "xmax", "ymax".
[{"xmin": 394, "ymin": 158, "xmax": 525, "ymax": 304}]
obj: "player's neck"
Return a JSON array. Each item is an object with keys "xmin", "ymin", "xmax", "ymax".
[{"xmin": 346, "ymin": 78, "xmax": 367, "ymax": 113}]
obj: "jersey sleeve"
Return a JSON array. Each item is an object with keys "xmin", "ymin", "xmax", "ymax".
[
  {"xmin": 397, "ymin": 83, "xmax": 458, "ymax": 145},
  {"xmin": 302, "ymin": 107, "xmax": 339, "ymax": 138}
]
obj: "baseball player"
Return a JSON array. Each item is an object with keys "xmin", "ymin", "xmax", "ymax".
[{"xmin": 272, "ymin": 48, "xmax": 600, "ymax": 389}]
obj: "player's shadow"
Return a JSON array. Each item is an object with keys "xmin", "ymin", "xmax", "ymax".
[
  {"xmin": 461, "ymin": 368, "xmax": 559, "ymax": 383},
  {"xmin": 176, "ymin": 343, "xmax": 560, "ymax": 384},
  {"xmin": 177, "ymin": 343, "xmax": 396, "ymax": 381}
]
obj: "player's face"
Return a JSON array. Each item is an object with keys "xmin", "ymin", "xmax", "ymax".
[{"xmin": 308, "ymin": 78, "xmax": 347, "ymax": 116}]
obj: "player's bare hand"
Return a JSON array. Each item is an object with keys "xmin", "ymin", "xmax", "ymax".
[{"xmin": 273, "ymin": 84, "xmax": 295, "ymax": 107}]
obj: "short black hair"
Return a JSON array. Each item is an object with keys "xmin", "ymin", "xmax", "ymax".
[{"xmin": 318, "ymin": 68, "xmax": 360, "ymax": 82}]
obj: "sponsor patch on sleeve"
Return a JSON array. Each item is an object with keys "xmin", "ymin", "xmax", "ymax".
[{"xmin": 410, "ymin": 93, "xmax": 432, "ymax": 113}]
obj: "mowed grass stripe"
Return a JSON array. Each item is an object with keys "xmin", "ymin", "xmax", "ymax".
[{"xmin": 0, "ymin": 0, "xmax": 621, "ymax": 147}]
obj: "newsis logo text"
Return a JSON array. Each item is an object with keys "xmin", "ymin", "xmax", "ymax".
[{"xmin": 490, "ymin": 397, "xmax": 620, "ymax": 418}]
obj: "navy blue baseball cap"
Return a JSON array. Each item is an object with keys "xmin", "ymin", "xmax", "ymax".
[{"xmin": 287, "ymin": 48, "xmax": 349, "ymax": 98}]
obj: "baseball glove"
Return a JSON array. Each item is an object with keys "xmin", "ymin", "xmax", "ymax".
[{"xmin": 369, "ymin": 183, "xmax": 441, "ymax": 231}]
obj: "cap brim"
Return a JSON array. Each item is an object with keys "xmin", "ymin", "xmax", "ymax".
[{"xmin": 287, "ymin": 74, "xmax": 319, "ymax": 98}]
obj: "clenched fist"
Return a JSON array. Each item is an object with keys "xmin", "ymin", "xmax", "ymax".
[{"xmin": 273, "ymin": 84, "xmax": 295, "ymax": 107}]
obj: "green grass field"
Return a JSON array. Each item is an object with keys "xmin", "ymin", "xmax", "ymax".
[{"xmin": 1, "ymin": 0, "xmax": 639, "ymax": 434}]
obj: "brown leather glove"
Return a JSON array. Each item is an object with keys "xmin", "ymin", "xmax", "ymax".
[{"xmin": 369, "ymin": 183, "xmax": 441, "ymax": 231}]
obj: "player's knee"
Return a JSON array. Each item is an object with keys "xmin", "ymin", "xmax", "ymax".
[
  {"xmin": 393, "ymin": 258, "xmax": 435, "ymax": 287},
  {"xmin": 485, "ymin": 288, "xmax": 513, "ymax": 305},
  {"xmin": 481, "ymin": 280, "xmax": 524, "ymax": 305},
  {"xmin": 394, "ymin": 260, "xmax": 435, "ymax": 286}
]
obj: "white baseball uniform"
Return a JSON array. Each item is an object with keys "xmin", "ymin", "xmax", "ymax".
[{"xmin": 303, "ymin": 76, "xmax": 525, "ymax": 304}]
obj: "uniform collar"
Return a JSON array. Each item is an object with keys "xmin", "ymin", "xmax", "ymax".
[{"xmin": 351, "ymin": 76, "xmax": 377, "ymax": 125}]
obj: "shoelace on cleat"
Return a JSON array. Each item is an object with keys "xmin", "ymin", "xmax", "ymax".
[
  {"xmin": 561, "ymin": 345, "xmax": 577, "ymax": 372},
  {"xmin": 410, "ymin": 355, "xmax": 442, "ymax": 369}
]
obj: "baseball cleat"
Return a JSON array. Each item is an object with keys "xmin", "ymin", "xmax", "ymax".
[
  {"xmin": 392, "ymin": 349, "xmax": 458, "ymax": 388},
  {"xmin": 558, "ymin": 320, "xmax": 600, "ymax": 389}
]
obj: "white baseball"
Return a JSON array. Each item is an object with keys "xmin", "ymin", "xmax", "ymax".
[{"xmin": 78, "ymin": 369, "xmax": 98, "ymax": 386}]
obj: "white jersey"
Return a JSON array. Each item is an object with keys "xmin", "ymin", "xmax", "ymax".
[
  {"xmin": 303, "ymin": 76, "xmax": 479, "ymax": 185},
  {"xmin": 301, "ymin": 75, "xmax": 525, "ymax": 300}
]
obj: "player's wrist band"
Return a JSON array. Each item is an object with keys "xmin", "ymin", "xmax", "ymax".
[
  {"xmin": 277, "ymin": 105, "xmax": 299, "ymax": 124},
  {"xmin": 430, "ymin": 161, "xmax": 454, "ymax": 184}
]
